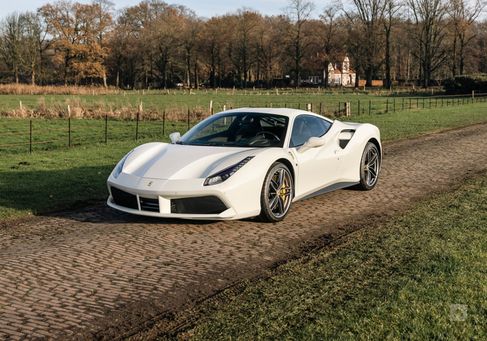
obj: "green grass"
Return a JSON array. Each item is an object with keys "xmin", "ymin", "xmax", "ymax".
[
  {"xmin": 0, "ymin": 102, "xmax": 487, "ymax": 221},
  {"xmin": 1, "ymin": 99, "xmax": 486, "ymax": 153},
  {"xmin": 0, "ymin": 88, "xmax": 477, "ymax": 115},
  {"xmin": 183, "ymin": 173, "xmax": 487, "ymax": 340},
  {"xmin": 0, "ymin": 117, "xmax": 190, "ymax": 153},
  {"xmin": 0, "ymin": 140, "xmax": 141, "ymax": 220},
  {"xmin": 342, "ymin": 101, "xmax": 487, "ymax": 141}
]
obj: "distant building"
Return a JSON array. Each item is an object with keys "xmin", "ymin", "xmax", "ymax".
[{"xmin": 326, "ymin": 56, "xmax": 356, "ymax": 87}]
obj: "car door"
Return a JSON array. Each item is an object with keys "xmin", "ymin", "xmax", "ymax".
[{"xmin": 288, "ymin": 115, "xmax": 340, "ymax": 198}]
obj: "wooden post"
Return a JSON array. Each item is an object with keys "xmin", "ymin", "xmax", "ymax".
[
  {"xmin": 368, "ymin": 100, "xmax": 371, "ymax": 115},
  {"xmin": 29, "ymin": 119, "xmax": 32, "ymax": 154},
  {"xmin": 386, "ymin": 99, "xmax": 389, "ymax": 113},
  {"xmin": 393, "ymin": 98, "xmax": 395, "ymax": 112},
  {"xmin": 345, "ymin": 102, "xmax": 351, "ymax": 117},
  {"xmin": 357, "ymin": 100, "xmax": 360, "ymax": 115},
  {"xmin": 135, "ymin": 112, "xmax": 140, "ymax": 141},
  {"xmin": 319, "ymin": 102, "xmax": 322, "ymax": 115},
  {"xmin": 104, "ymin": 113, "xmax": 108, "ymax": 144},
  {"xmin": 209, "ymin": 100, "xmax": 213, "ymax": 115},
  {"xmin": 162, "ymin": 110, "xmax": 166, "ymax": 136},
  {"xmin": 187, "ymin": 108, "xmax": 190, "ymax": 130},
  {"xmin": 68, "ymin": 105, "xmax": 71, "ymax": 147}
]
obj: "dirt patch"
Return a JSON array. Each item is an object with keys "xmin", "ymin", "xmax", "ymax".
[{"xmin": 0, "ymin": 123, "xmax": 486, "ymax": 340}]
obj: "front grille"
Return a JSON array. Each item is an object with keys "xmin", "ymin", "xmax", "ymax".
[
  {"xmin": 171, "ymin": 196, "xmax": 227, "ymax": 214},
  {"xmin": 140, "ymin": 197, "xmax": 160, "ymax": 212},
  {"xmin": 110, "ymin": 187, "xmax": 138, "ymax": 209}
]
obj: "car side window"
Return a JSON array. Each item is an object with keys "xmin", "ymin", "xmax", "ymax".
[{"xmin": 290, "ymin": 115, "xmax": 332, "ymax": 148}]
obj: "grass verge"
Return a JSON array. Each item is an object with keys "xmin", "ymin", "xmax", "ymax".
[
  {"xmin": 0, "ymin": 104, "xmax": 486, "ymax": 221},
  {"xmin": 175, "ymin": 173, "xmax": 487, "ymax": 340}
]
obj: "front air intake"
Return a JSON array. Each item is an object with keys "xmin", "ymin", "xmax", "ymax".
[
  {"xmin": 171, "ymin": 196, "xmax": 227, "ymax": 214},
  {"xmin": 110, "ymin": 187, "xmax": 138, "ymax": 210}
]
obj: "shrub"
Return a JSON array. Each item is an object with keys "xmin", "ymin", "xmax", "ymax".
[{"xmin": 443, "ymin": 74, "xmax": 487, "ymax": 94}]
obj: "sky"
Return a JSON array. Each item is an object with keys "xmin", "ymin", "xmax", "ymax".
[{"xmin": 0, "ymin": 0, "xmax": 317, "ymax": 18}]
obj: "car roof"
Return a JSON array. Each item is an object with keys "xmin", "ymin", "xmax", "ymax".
[{"xmin": 219, "ymin": 107, "xmax": 334, "ymax": 122}]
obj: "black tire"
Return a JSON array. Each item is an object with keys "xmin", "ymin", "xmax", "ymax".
[
  {"xmin": 259, "ymin": 162, "xmax": 294, "ymax": 222},
  {"xmin": 358, "ymin": 142, "xmax": 381, "ymax": 190}
]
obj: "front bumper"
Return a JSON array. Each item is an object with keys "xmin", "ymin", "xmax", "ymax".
[{"xmin": 106, "ymin": 173, "xmax": 260, "ymax": 220}]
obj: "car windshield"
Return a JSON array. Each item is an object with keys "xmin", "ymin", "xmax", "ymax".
[{"xmin": 179, "ymin": 112, "xmax": 289, "ymax": 148}]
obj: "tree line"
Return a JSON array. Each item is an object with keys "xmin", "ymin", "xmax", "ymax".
[{"xmin": 0, "ymin": 0, "xmax": 486, "ymax": 89}]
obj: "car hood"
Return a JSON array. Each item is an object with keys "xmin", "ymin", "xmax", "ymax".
[{"xmin": 121, "ymin": 142, "xmax": 260, "ymax": 180}]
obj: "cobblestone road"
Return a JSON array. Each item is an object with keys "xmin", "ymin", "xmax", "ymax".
[{"xmin": 1, "ymin": 124, "xmax": 486, "ymax": 339}]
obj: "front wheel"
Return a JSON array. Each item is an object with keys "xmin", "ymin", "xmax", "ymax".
[
  {"xmin": 259, "ymin": 162, "xmax": 294, "ymax": 222},
  {"xmin": 358, "ymin": 142, "xmax": 381, "ymax": 190}
]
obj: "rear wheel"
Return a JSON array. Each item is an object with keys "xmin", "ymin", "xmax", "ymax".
[
  {"xmin": 358, "ymin": 142, "xmax": 381, "ymax": 190},
  {"xmin": 259, "ymin": 162, "xmax": 294, "ymax": 222}
]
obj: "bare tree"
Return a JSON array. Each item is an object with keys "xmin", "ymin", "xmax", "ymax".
[
  {"xmin": 346, "ymin": 0, "xmax": 387, "ymax": 86},
  {"xmin": 19, "ymin": 13, "xmax": 43, "ymax": 85},
  {"xmin": 0, "ymin": 14, "xmax": 23, "ymax": 84},
  {"xmin": 407, "ymin": 0, "xmax": 448, "ymax": 87},
  {"xmin": 286, "ymin": 0, "xmax": 314, "ymax": 87},
  {"xmin": 383, "ymin": 0, "xmax": 401, "ymax": 89},
  {"xmin": 448, "ymin": 0, "xmax": 486, "ymax": 76},
  {"xmin": 320, "ymin": 1, "xmax": 342, "ymax": 87}
]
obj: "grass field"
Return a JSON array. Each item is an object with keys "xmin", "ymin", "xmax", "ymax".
[
  {"xmin": 1, "ymin": 102, "xmax": 487, "ymax": 221},
  {"xmin": 0, "ymin": 88, "xmax": 481, "ymax": 117},
  {"xmin": 183, "ymin": 173, "xmax": 487, "ymax": 340},
  {"xmin": 1, "ymin": 99, "xmax": 487, "ymax": 153}
]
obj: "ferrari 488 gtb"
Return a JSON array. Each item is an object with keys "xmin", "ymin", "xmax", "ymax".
[{"xmin": 107, "ymin": 108, "xmax": 381, "ymax": 222}]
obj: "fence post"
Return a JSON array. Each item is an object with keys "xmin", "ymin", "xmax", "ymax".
[
  {"xmin": 409, "ymin": 98, "xmax": 412, "ymax": 110},
  {"xmin": 368, "ymin": 100, "xmax": 371, "ymax": 115},
  {"xmin": 68, "ymin": 105, "xmax": 71, "ymax": 147},
  {"xmin": 357, "ymin": 100, "xmax": 361, "ymax": 115},
  {"xmin": 29, "ymin": 119, "xmax": 32, "ymax": 154},
  {"xmin": 422, "ymin": 98, "xmax": 425, "ymax": 108},
  {"xmin": 386, "ymin": 99, "xmax": 389, "ymax": 113},
  {"xmin": 402, "ymin": 98, "xmax": 404, "ymax": 111},
  {"xmin": 472, "ymin": 90, "xmax": 475, "ymax": 102},
  {"xmin": 187, "ymin": 108, "xmax": 190, "ymax": 130},
  {"xmin": 319, "ymin": 102, "xmax": 322, "ymax": 115},
  {"xmin": 162, "ymin": 110, "xmax": 166, "ymax": 136},
  {"xmin": 393, "ymin": 98, "xmax": 395, "ymax": 112},
  {"xmin": 135, "ymin": 112, "xmax": 140, "ymax": 141},
  {"xmin": 104, "ymin": 113, "xmax": 108, "ymax": 144}
]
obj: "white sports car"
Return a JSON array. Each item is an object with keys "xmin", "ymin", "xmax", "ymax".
[{"xmin": 107, "ymin": 108, "xmax": 381, "ymax": 222}]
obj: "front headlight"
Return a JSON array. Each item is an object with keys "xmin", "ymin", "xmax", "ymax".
[
  {"xmin": 204, "ymin": 156, "xmax": 254, "ymax": 186},
  {"xmin": 112, "ymin": 151, "xmax": 132, "ymax": 179}
]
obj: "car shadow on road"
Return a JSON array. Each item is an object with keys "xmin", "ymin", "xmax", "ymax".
[{"xmin": 0, "ymin": 164, "xmax": 218, "ymax": 226}]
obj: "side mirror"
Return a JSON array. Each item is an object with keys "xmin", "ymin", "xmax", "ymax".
[
  {"xmin": 169, "ymin": 132, "xmax": 181, "ymax": 144},
  {"xmin": 299, "ymin": 136, "xmax": 326, "ymax": 153}
]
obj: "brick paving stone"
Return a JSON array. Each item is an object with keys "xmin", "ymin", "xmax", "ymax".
[{"xmin": 0, "ymin": 124, "xmax": 486, "ymax": 339}]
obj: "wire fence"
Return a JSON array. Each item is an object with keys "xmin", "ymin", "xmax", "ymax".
[{"xmin": 1, "ymin": 92, "xmax": 486, "ymax": 154}]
